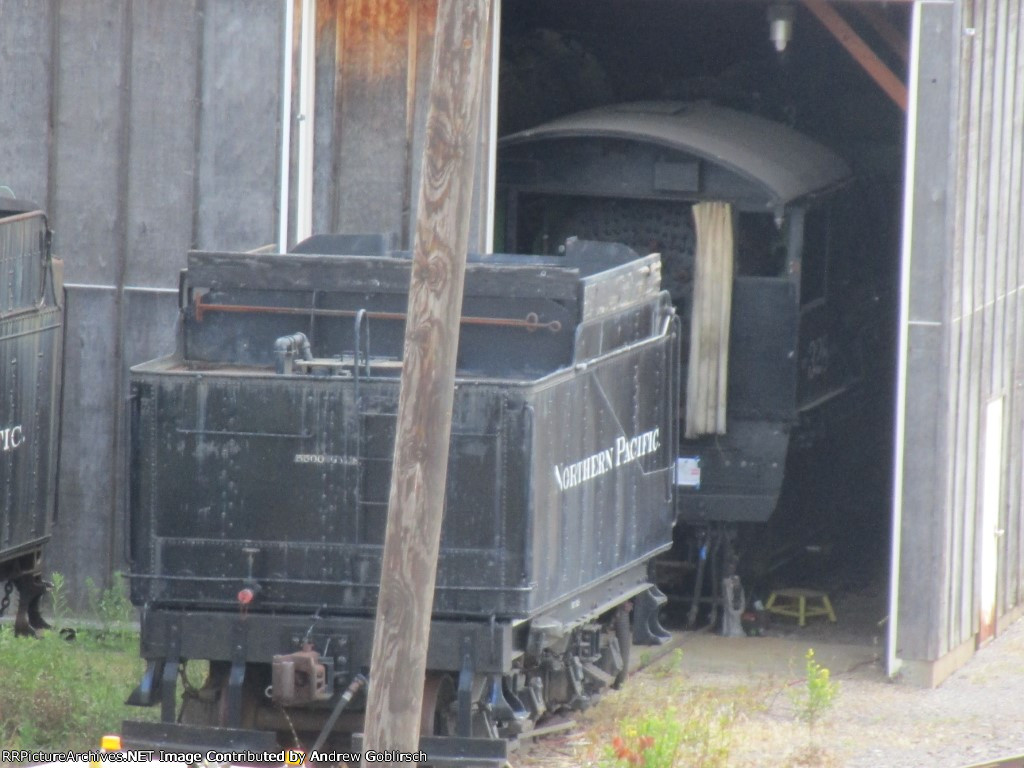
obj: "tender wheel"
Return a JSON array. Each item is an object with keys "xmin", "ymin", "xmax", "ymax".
[
  {"xmin": 420, "ymin": 673, "xmax": 458, "ymax": 736},
  {"xmin": 179, "ymin": 662, "xmax": 227, "ymax": 725},
  {"xmin": 178, "ymin": 662, "xmax": 265, "ymax": 731}
]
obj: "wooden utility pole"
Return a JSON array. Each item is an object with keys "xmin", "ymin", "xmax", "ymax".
[{"xmin": 360, "ymin": 1, "xmax": 491, "ymax": 766}]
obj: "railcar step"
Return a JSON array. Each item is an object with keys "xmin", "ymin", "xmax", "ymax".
[
  {"xmin": 353, "ymin": 733, "xmax": 510, "ymax": 768},
  {"xmin": 120, "ymin": 720, "xmax": 280, "ymax": 756}
]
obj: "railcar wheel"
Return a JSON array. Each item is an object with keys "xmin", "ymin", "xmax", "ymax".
[
  {"xmin": 420, "ymin": 673, "xmax": 458, "ymax": 737},
  {"xmin": 177, "ymin": 661, "xmax": 265, "ymax": 730}
]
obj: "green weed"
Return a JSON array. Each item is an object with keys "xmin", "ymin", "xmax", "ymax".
[
  {"xmin": 791, "ymin": 648, "xmax": 839, "ymax": 738},
  {"xmin": 648, "ymin": 647, "xmax": 685, "ymax": 679},
  {"xmin": 602, "ymin": 691, "xmax": 735, "ymax": 768},
  {"xmin": 85, "ymin": 572, "xmax": 135, "ymax": 640},
  {"xmin": 48, "ymin": 571, "xmax": 69, "ymax": 629},
  {"xmin": 782, "ymin": 647, "xmax": 840, "ymax": 766}
]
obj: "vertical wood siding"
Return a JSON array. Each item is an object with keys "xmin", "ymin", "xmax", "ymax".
[
  {"xmin": 1, "ymin": 0, "xmax": 495, "ymax": 606},
  {"xmin": 2, "ymin": 0, "xmax": 286, "ymax": 604},
  {"xmin": 937, "ymin": 0, "xmax": 1024, "ymax": 657}
]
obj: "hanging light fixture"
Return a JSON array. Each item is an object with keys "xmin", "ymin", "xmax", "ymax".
[{"xmin": 767, "ymin": 4, "xmax": 796, "ymax": 53}]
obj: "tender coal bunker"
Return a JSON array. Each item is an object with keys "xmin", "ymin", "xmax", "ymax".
[{"xmin": 499, "ymin": 0, "xmax": 906, "ymax": 643}]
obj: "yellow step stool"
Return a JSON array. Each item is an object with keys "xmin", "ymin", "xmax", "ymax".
[{"xmin": 765, "ymin": 588, "xmax": 836, "ymax": 627}]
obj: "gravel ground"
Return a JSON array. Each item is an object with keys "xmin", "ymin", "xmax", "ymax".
[{"xmin": 514, "ymin": 617, "xmax": 1024, "ymax": 768}]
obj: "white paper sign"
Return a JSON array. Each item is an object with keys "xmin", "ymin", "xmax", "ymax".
[{"xmin": 675, "ymin": 456, "xmax": 701, "ymax": 488}]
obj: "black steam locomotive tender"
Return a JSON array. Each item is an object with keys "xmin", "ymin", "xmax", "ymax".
[
  {"xmin": 0, "ymin": 198, "xmax": 63, "ymax": 637},
  {"xmin": 123, "ymin": 236, "xmax": 679, "ymax": 764}
]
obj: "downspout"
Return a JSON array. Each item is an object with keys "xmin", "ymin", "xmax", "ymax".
[
  {"xmin": 888, "ymin": 1, "xmax": 925, "ymax": 679},
  {"xmin": 483, "ymin": 0, "xmax": 501, "ymax": 251},
  {"xmin": 295, "ymin": 0, "xmax": 316, "ymax": 243},
  {"xmin": 278, "ymin": 0, "xmax": 295, "ymax": 252}
]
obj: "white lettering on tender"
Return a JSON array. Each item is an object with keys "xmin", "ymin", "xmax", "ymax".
[
  {"xmin": 553, "ymin": 427, "xmax": 661, "ymax": 492},
  {"xmin": 615, "ymin": 428, "xmax": 661, "ymax": 467},
  {"xmin": 1, "ymin": 425, "xmax": 24, "ymax": 452},
  {"xmin": 293, "ymin": 453, "xmax": 359, "ymax": 466}
]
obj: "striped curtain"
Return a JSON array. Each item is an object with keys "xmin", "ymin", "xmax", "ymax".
[{"xmin": 685, "ymin": 201, "xmax": 734, "ymax": 438}]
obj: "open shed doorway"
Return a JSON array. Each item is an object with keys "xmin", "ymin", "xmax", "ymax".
[{"xmin": 496, "ymin": 0, "xmax": 908, "ymax": 646}]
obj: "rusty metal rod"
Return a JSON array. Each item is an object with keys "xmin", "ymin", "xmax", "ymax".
[{"xmin": 193, "ymin": 294, "xmax": 561, "ymax": 333}]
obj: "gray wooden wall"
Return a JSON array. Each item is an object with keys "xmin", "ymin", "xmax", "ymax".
[
  {"xmin": 947, "ymin": 0, "xmax": 1024, "ymax": 645},
  {"xmin": 1, "ymin": 0, "xmax": 286, "ymax": 605},
  {"xmin": 895, "ymin": 0, "xmax": 1024, "ymax": 673},
  {"xmin": 1, "ymin": 0, "xmax": 492, "ymax": 607}
]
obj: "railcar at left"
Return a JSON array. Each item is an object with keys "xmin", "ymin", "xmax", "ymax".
[{"xmin": 0, "ymin": 197, "xmax": 64, "ymax": 635}]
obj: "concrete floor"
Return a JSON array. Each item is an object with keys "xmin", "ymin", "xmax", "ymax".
[
  {"xmin": 632, "ymin": 628, "xmax": 881, "ymax": 680},
  {"xmin": 645, "ymin": 572, "xmax": 890, "ymax": 680}
]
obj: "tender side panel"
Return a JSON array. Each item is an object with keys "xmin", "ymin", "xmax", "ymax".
[{"xmin": 530, "ymin": 316, "xmax": 676, "ymax": 610}]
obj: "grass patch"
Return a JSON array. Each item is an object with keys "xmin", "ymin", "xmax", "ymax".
[
  {"xmin": 0, "ymin": 627, "xmax": 150, "ymax": 754},
  {"xmin": 0, "ymin": 574, "xmax": 154, "ymax": 757}
]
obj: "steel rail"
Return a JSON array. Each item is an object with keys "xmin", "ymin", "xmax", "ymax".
[{"xmin": 958, "ymin": 757, "xmax": 1024, "ymax": 768}]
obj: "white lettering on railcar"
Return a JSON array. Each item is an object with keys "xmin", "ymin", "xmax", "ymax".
[
  {"xmin": 553, "ymin": 427, "xmax": 661, "ymax": 492},
  {"xmin": 1, "ymin": 425, "xmax": 24, "ymax": 452}
]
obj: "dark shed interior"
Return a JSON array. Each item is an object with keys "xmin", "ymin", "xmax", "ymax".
[{"xmin": 497, "ymin": 0, "xmax": 909, "ymax": 642}]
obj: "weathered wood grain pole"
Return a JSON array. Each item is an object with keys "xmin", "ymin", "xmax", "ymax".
[{"xmin": 360, "ymin": 1, "xmax": 491, "ymax": 766}]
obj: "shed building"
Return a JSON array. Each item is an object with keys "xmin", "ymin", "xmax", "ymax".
[{"xmin": 1, "ymin": 0, "xmax": 1021, "ymax": 685}]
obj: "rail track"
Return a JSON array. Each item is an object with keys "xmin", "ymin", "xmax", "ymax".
[{"xmin": 960, "ymin": 757, "xmax": 1024, "ymax": 768}]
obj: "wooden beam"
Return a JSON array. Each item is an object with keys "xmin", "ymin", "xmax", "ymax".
[
  {"xmin": 853, "ymin": 3, "xmax": 909, "ymax": 65},
  {"xmin": 801, "ymin": 0, "xmax": 908, "ymax": 111},
  {"xmin": 359, "ymin": 1, "xmax": 492, "ymax": 766}
]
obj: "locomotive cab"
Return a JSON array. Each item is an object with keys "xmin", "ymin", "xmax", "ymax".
[{"xmin": 498, "ymin": 101, "xmax": 854, "ymax": 528}]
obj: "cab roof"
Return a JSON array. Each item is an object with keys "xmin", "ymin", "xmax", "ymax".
[{"xmin": 500, "ymin": 101, "xmax": 852, "ymax": 207}]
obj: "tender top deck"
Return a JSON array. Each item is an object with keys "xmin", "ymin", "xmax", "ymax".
[{"xmin": 170, "ymin": 237, "xmax": 665, "ymax": 380}]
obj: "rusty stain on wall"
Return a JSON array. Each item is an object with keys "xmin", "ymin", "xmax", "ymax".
[{"xmin": 335, "ymin": 0, "xmax": 416, "ymax": 82}]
